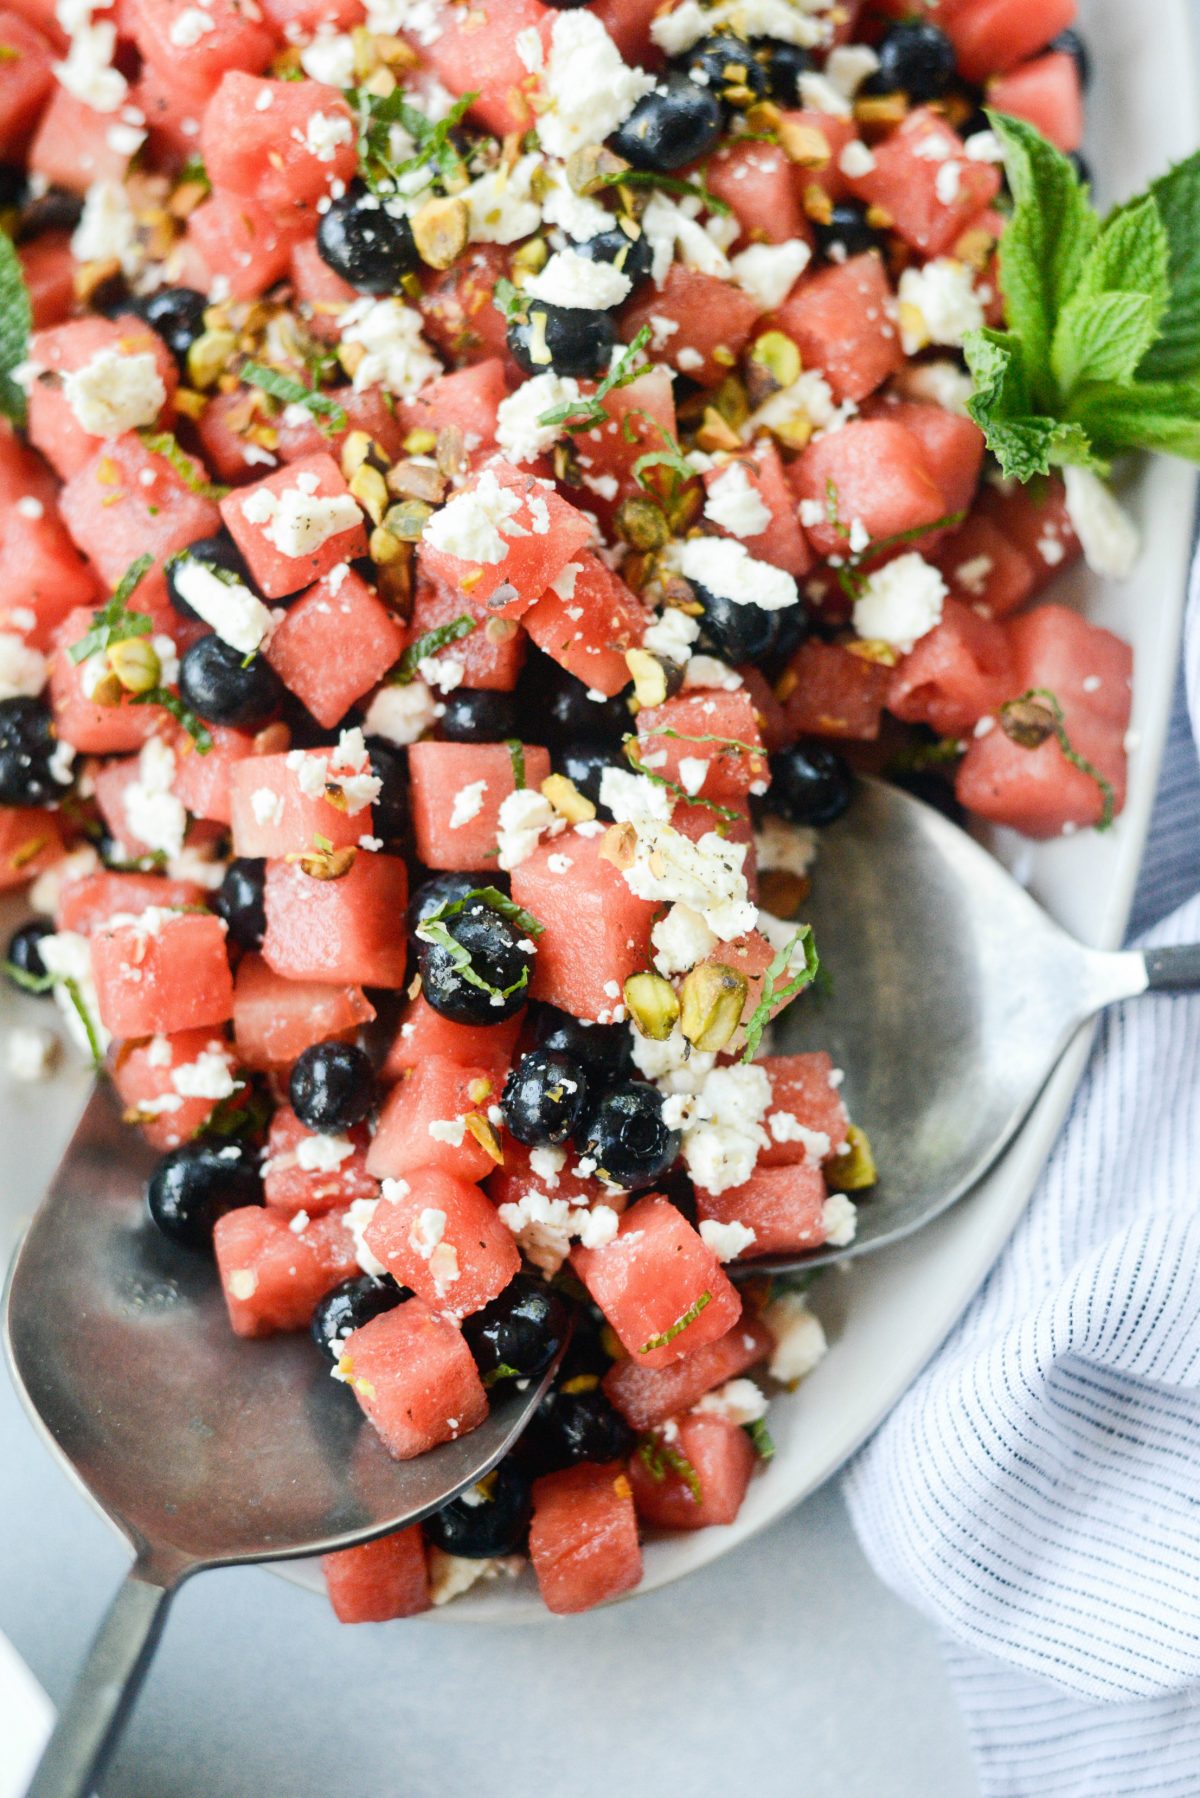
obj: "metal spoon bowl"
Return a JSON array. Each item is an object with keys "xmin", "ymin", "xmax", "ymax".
[
  {"xmin": 759, "ymin": 777, "xmax": 1200, "ymax": 1273},
  {"xmin": 4, "ymin": 1087, "xmax": 564, "ymax": 1798}
]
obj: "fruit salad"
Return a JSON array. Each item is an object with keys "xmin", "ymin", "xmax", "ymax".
[{"xmin": 0, "ymin": 0, "xmax": 1139, "ymax": 1619}]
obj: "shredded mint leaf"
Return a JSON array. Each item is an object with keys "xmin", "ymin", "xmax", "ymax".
[
  {"xmin": 0, "ymin": 229, "xmax": 30, "ymax": 428},
  {"xmin": 505, "ymin": 739, "xmax": 526, "ymax": 789},
  {"xmin": 637, "ymin": 1433, "xmax": 703, "ymax": 1501},
  {"xmin": 67, "ymin": 555, "xmax": 155, "ymax": 664},
  {"xmin": 176, "ymin": 154, "xmax": 210, "ymax": 193},
  {"xmin": 623, "ymin": 736, "xmax": 740, "ymax": 832},
  {"xmin": 744, "ymin": 1418, "xmax": 775, "ymax": 1461},
  {"xmin": 139, "ymin": 431, "xmax": 229, "ymax": 499},
  {"xmin": 1131, "ymin": 150, "xmax": 1200, "ymax": 382},
  {"xmin": 482, "ymin": 1362, "xmax": 521, "ymax": 1389},
  {"xmin": 492, "ymin": 275, "xmax": 528, "ymax": 324},
  {"xmin": 6, "ymin": 962, "xmax": 104, "ymax": 1066},
  {"xmin": 741, "ymin": 925, "xmax": 819, "ymax": 1063},
  {"xmin": 537, "ymin": 326, "xmax": 653, "ymax": 434},
  {"xmin": 595, "ymin": 166, "xmax": 731, "ymax": 217},
  {"xmin": 638, "ymin": 1291, "xmax": 712, "ymax": 1355},
  {"xmin": 1001, "ymin": 687, "xmax": 1115, "ymax": 830},
  {"xmin": 357, "ymin": 88, "xmax": 475, "ymax": 195},
  {"xmin": 393, "ymin": 613, "xmax": 477, "ymax": 683},
  {"xmin": 130, "ymin": 687, "xmax": 213, "ymax": 753},
  {"xmin": 3, "ymin": 960, "xmax": 54, "ymax": 994},
  {"xmin": 241, "ymin": 360, "xmax": 347, "ymax": 434},
  {"xmin": 415, "ymin": 887, "xmax": 544, "ymax": 1004}
]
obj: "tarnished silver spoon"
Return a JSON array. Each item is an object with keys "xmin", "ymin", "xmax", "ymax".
[
  {"xmin": 4, "ymin": 1085, "xmax": 564, "ymax": 1798},
  {"xmin": 762, "ymin": 775, "xmax": 1200, "ymax": 1273}
]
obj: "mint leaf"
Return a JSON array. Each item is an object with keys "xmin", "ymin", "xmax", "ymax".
[
  {"xmin": 1073, "ymin": 379, "xmax": 1200, "ymax": 460},
  {"xmin": 67, "ymin": 554, "xmax": 155, "ymax": 664},
  {"xmin": 1051, "ymin": 196, "xmax": 1169, "ymax": 393},
  {"xmin": 392, "ymin": 613, "xmax": 477, "ymax": 683},
  {"xmin": 741, "ymin": 924, "xmax": 819, "ymax": 1063},
  {"xmin": 1135, "ymin": 150, "xmax": 1200, "ymax": 381},
  {"xmin": 0, "ymin": 229, "xmax": 30, "ymax": 428},
  {"xmin": 240, "ymin": 361, "xmax": 347, "ymax": 434},
  {"xmin": 965, "ymin": 327, "xmax": 1103, "ymax": 479}
]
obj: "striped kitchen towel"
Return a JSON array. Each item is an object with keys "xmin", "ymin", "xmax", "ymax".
[{"xmin": 844, "ymin": 539, "xmax": 1200, "ymax": 1798}]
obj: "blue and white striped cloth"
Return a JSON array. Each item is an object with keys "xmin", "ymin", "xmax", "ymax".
[{"xmin": 844, "ymin": 536, "xmax": 1200, "ymax": 1798}]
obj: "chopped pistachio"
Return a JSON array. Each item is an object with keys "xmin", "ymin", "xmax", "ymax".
[
  {"xmin": 107, "ymin": 636, "xmax": 161, "ymax": 695},
  {"xmin": 411, "ymin": 195, "xmax": 470, "ymax": 270},
  {"xmin": 827, "ymin": 1124, "xmax": 877, "ymax": 1192},
  {"xmin": 614, "ymin": 495, "xmax": 669, "ymax": 552},
  {"xmin": 187, "ymin": 328, "xmax": 238, "ymax": 390},
  {"xmin": 465, "ymin": 1112, "xmax": 504, "ymax": 1164},
  {"xmin": 625, "ymin": 647, "xmax": 669, "ymax": 708},
  {"xmin": 348, "ymin": 463, "xmax": 389, "ymax": 526},
  {"xmin": 385, "ymin": 498, "xmax": 434, "ymax": 542},
  {"xmin": 749, "ymin": 330, "xmax": 802, "ymax": 394},
  {"xmin": 624, "ymin": 971, "xmax": 681, "ymax": 1041},
  {"xmin": 403, "ymin": 427, "xmax": 438, "ymax": 456},
  {"xmin": 679, "ymin": 962, "xmax": 748, "ymax": 1054},
  {"xmin": 541, "ymin": 772, "xmax": 596, "ymax": 824}
]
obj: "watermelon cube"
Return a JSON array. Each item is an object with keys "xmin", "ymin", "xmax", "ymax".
[
  {"xmin": 522, "ymin": 552, "xmax": 647, "ymax": 698},
  {"xmin": 588, "ymin": 0, "xmax": 661, "ymax": 60},
  {"xmin": 757, "ymin": 1052, "xmax": 851, "ymax": 1170},
  {"xmin": 127, "ymin": 0, "xmax": 276, "ymax": 103},
  {"xmin": 417, "ymin": 464, "xmax": 593, "ymax": 619},
  {"xmin": 406, "ymin": 569, "xmax": 527, "ymax": 693},
  {"xmin": 528, "ymin": 1463, "xmax": 642, "ymax": 1615},
  {"xmin": 338, "ymin": 1299, "xmax": 489, "ymax": 1461},
  {"xmin": 397, "ymin": 360, "xmax": 508, "ymax": 461},
  {"xmin": 571, "ymin": 366, "xmax": 678, "ymax": 517},
  {"xmin": 1008, "ymin": 604, "xmax": 1132, "ymax": 732},
  {"xmin": 843, "ymin": 109, "xmax": 1002, "ymax": 258},
  {"xmin": 706, "ymin": 138, "xmax": 806, "ymax": 249},
  {"xmin": 202, "ymin": 75, "xmax": 357, "ymax": 213},
  {"xmin": 232, "ymin": 952, "xmax": 376, "ymax": 1071},
  {"xmin": 0, "ymin": 416, "xmax": 58, "ymax": 511},
  {"xmin": 0, "ymin": 503, "xmax": 99, "ymax": 650},
  {"xmin": 602, "ymin": 1315, "xmax": 772, "ymax": 1430},
  {"xmin": 790, "ymin": 418, "xmax": 946, "ymax": 560},
  {"xmin": 363, "ymin": 1166, "xmax": 520, "ymax": 1316},
  {"xmin": 870, "ymin": 397, "xmax": 986, "ymax": 520},
  {"xmin": 976, "ymin": 476, "xmax": 1080, "ymax": 590},
  {"xmin": 510, "ymin": 825, "xmax": 656, "ymax": 1023},
  {"xmin": 171, "ymin": 724, "xmax": 264, "ymax": 828},
  {"xmin": 261, "ymin": 852, "xmax": 410, "ymax": 988},
  {"xmin": 418, "ymin": 245, "xmax": 514, "ymax": 370},
  {"xmin": 635, "ymin": 689, "xmax": 767, "ymax": 802},
  {"xmin": 274, "ymin": 386, "xmax": 408, "ymax": 468},
  {"xmin": 227, "ymin": 750, "xmax": 368, "ymax": 860},
  {"xmin": 112, "ymin": 1028, "xmax": 239, "ymax": 1152},
  {"xmin": 56, "ymin": 869, "xmax": 207, "ymax": 934},
  {"xmin": 265, "ymin": 567, "xmax": 405, "ymax": 729},
  {"xmin": 779, "ymin": 640, "xmax": 892, "ymax": 741},
  {"xmin": 773, "ymin": 254, "xmax": 904, "ymax": 404},
  {"xmin": 622, "ymin": 264, "xmax": 763, "ymax": 388},
  {"xmin": 956, "ymin": 709, "xmax": 1126, "ymax": 836},
  {"xmin": 263, "ymin": 1107, "xmax": 378, "ymax": 1217},
  {"xmin": 291, "ymin": 236, "xmax": 356, "ymax": 343},
  {"xmin": 90, "ymin": 910, "xmax": 234, "ymax": 1038},
  {"xmin": 628, "ymin": 1412, "xmax": 756, "ymax": 1530},
  {"xmin": 988, "ymin": 52, "xmax": 1084, "ymax": 154},
  {"xmin": 701, "ymin": 443, "xmax": 812, "ymax": 578},
  {"xmin": 946, "ymin": 0, "xmax": 1078, "ymax": 82},
  {"xmin": 570, "ymin": 1194, "xmax": 741, "ymax": 1369},
  {"xmin": 416, "ymin": 0, "xmax": 551, "ymax": 138},
  {"xmin": 887, "ymin": 597, "xmax": 1016, "ymax": 737},
  {"xmin": 28, "ymin": 86, "xmax": 134, "ymax": 194},
  {"xmin": 0, "ymin": 806, "xmax": 65, "ymax": 891},
  {"xmin": 777, "ymin": 108, "xmax": 859, "ymax": 206},
  {"xmin": 48, "ymin": 607, "xmax": 171, "ymax": 756},
  {"xmin": 321, "ymin": 1526, "xmax": 431, "ymax": 1624},
  {"xmin": 930, "ymin": 514, "xmax": 1036, "ymax": 620},
  {"xmin": 696, "ymin": 1162, "xmax": 838, "ymax": 1258},
  {"xmin": 186, "ymin": 193, "xmax": 305, "ymax": 302},
  {"xmin": 366, "ymin": 1056, "xmax": 502, "ymax": 1186},
  {"xmin": 382, "ymin": 994, "xmax": 523, "ymax": 1083},
  {"xmin": 214, "ymin": 1205, "xmax": 358, "ymax": 1338},
  {"xmin": 220, "ymin": 454, "xmax": 367, "ymax": 600},
  {"xmin": 28, "ymin": 317, "xmax": 177, "ymax": 482},
  {"xmin": 408, "ymin": 740, "xmax": 551, "ymax": 872},
  {"xmin": 18, "ymin": 229, "xmax": 76, "ymax": 328},
  {"xmin": 0, "ymin": 9, "xmax": 52, "ymax": 157},
  {"xmin": 59, "ymin": 434, "xmax": 222, "ymax": 612}
]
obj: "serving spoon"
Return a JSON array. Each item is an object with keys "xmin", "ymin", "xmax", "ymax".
[
  {"xmin": 761, "ymin": 775, "xmax": 1200, "ymax": 1273},
  {"xmin": 3, "ymin": 1086, "xmax": 565, "ymax": 1798}
]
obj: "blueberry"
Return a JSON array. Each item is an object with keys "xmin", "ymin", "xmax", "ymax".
[
  {"xmin": 0, "ymin": 698, "xmax": 64, "ymax": 808},
  {"xmin": 0, "ymin": 164, "xmax": 28, "ymax": 210},
  {"xmin": 178, "ymin": 634, "xmax": 284, "ymax": 729},
  {"xmin": 166, "ymin": 532, "xmax": 257, "ymax": 622},
  {"xmin": 462, "ymin": 1274, "xmax": 572, "ymax": 1383},
  {"xmin": 679, "ymin": 33, "xmax": 768, "ymax": 109},
  {"xmin": 213, "ymin": 857, "xmax": 266, "ymax": 951},
  {"xmin": 316, "ymin": 184, "xmax": 420, "ymax": 294},
  {"xmin": 534, "ymin": 1005, "xmax": 632, "ymax": 1081},
  {"xmin": 575, "ymin": 226, "xmax": 654, "ymax": 288},
  {"xmin": 867, "ymin": 21, "xmax": 957, "ymax": 103},
  {"xmin": 753, "ymin": 36, "xmax": 810, "ymax": 103},
  {"xmin": 502, "ymin": 1048, "xmax": 591, "ymax": 1146},
  {"xmin": 508, "ymin": 302, "xmax": 618, "ymax": 379},
  {"xmin": 578, "ymin": 1081, "xmax": 680, "ymax": 1190},
  {"xmin": 146, "ymin": 1140, "xmax": 263, "ymax": 1249},
  {"xmin": 406, "ymin": 870, "xmax": 507, "ymax": 935},
  {"xmin": 436, "ymin": 688, "xmax": 520, "ymax": 743},
  {"xmin": 416, "ymin": 892, "xmax": 533, "ymax": 1024},
  {"xmin": 694, "ymin": 580, "xmax": 780, "ymax": 664},
  {"xmin": 132, "ymin": 286, "xmax": 208, "ymax": 371},
  {"xmin": 544, "ymin": 669, "xmax": 631, "ymax": 742},
  {"xmin": 611, "ymin": 73, "xmax": 724, "ymax": 172},
  {"xmin": 425, "ymin": 1459, "xmax": 532, "ymax": 1559},
  {"xmin": 813, "ymin": 199, "xmax": 886, "ymax": 262},
  {"xmin": 4, "ymin": 918, "xmax": 53, "ymax": 989},
  {"xmin": 363, "ymin": 735, "xmax": 410, "ymax": 844},
  {"xmin": 558, "ymin": 742, "xmax": 614, "ymax": 811},
  {"xmin": 289, "ymin": 1040, "xmax": 376, "ymax": 1134},
  {"xmin": 767, "ymin": 744, "xmax": 853, "ymax": 826},
  {"xmin": 530, "ymin": 1384, "xmax": 635, "ymax": 1471},
  {"xmin": 310, "ymin": 1274, "xmax": 407, "ymax": 1362},
  {"xmin": 1050, "ymin": 27, "xmax": 1091, "ymax": 90}
]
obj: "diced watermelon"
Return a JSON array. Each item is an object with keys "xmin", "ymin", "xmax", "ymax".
[
  {"xmin": 622, "ymin": 263, "xmax": 762, "ymax": 388},
  {"xmin": 976, "ymin": 476, "xmax": 1081, "ymax": 590},
  {"xmin": 28, "ymin": 86, "xmax": 135, "ymax": 193},
  {"xmin": 418, "ymin": 465, "xmax": 593, "ymax": 619},
  {"xmin": 415, "ymin": 0, "xmax": 551, "ymax": 138},
  {"xmin": 186, "ymin": 193, "xmax": 305, "ymax": 302},
  {"xmin": 291, "ymin": 235, "xmax": 357, "ymax": 343},
  {"xmin": 405, "ymin": 568, "xmax": 527, "ymax": 693},
  {"xmin": 171, "ymin": 724, "xmax": 265, "ymax": 827},
  {"xmin": 408, "ymin": 740, "xmax": 551, "ymax": 871},
  {"xmin": 735, "ymin": 664, "xmax": 791, "ymax": 753},
  {"xmin": 757, "ymin": 1052, "xmax": 851, "ymax": 1170},
  {"xmin": 202, "ymin": 75, "xmax": 357, "ymax": 214},
  {"xmin": 127, "ymin": 0, "xmax": 276, "ymax": 105},
  {"xmin": 48, "ymin": 606, "xmax": 173, "ymax": 755},
  {"xmin": 265, "ymin": 567, "xmax": 405, "ymax": 728},
  {"xmin": 261, "ymin": 852, "xmax": 410, "ymax": 988},
  {"xmin": 602, "ymin": 1314, "xmax": 772, "ymax": 1429},
  {"xmin": 262, "ymin": 1107, "xmax": 378, "ymax": 1216},
  {"xmin": 572, "ymin": 366, "xmax": 678, "ymax": 518},
  {"xmin": 510, "ymin": 825, "xmax": 656, "ymax": 1023},
  {"xmin": 570, "ymin": 1193, "xmax": 741, "ymax": 1369},
  {"xmin": 485, "ymin": 1138, "xmax": 619, "ymax": 1219},
  {"xmin": 363, "ymin": 1166, "xmax": 521, "ymax": 1316},
  {"xmin": 227, "ymin": 751, "xmax": 367, "ymax": 859},
  {"xmin": 366, "ymin": 1056, "xmax": 502, "ymax": 1185},
  {"xmin": 635, "ymin": 689, "xmax": 767, "ymax": 803},
  {"xmin": 338, "ymin": 1299, "xmax": 489, "ymax": 1460},
  {"xmin": 17, "ymin": 230, "xmax": 76, "ymax": 326},
  {"xmin": 779, "ymin": 640, "xmax": 892, "ymax": 742},
  {"xmin": 0, "ymin": 504, "xmax": 99, "ymax": 649},
  {"xmin": 987, "ymin": 51, "xmax": 1084, "ymax": 152},
  {"xmin": 90, "ymin": 909, "xmax": 234, "ymax": 1037},
  {"xmin": 258, "ymin": 0, "xmax": 362, "ymax": 36},
  {"xmin": 418, "ymin": 245, "xmax": 514, "ymax": 369},
  {"xmin": 397, "ymin": 360, "xmax": 508, "ymax": 461},
  {"xmin": 695, "ymin": 1162, "xmax": 832, "ymax": 1257},
  {"xmin": 698, "ymin": 927, "xmax": 797, "ymax": 1052},
  {"xmin": 628, "ymin": 1411, "xmax": 756, "ymax": 1529},
  {"xmin": 382, "ymin": 995, "xmax": 523, "ymax": 1082},
  {"xmin": 521, "ymin": 551, "xmax": 646, "ymax": 697},
  {"xmin": 56, "ymin": 869, "xmax": 207, "ymax": 934},
  {"xmin": 773, "ymin": 253, "xmax": 903, "ymax": 404},
  {"xmin": 669, "ymin": 800, "xmax": 757, "ymax": 900},
  {"xmin": 869, "ymin": 397, "xmax": 986, "ymax": 520},
  {"xmin": 28, "ymin": 316, "xmax": 177, "ymax": 481},
  {"xmin": 790, "ymin": 417, "xmax": 946, "ymax": 559},
  {"xmin": 214, "ymin": 1205, "xmax": 358, "ymax": 1338},
  {"xmin": 528, "ymin": 1462, "xmax": 642, "ymax": 1614},
  {"xmin": 956, "ymin": 708, "xmax": 1126, "ymax": 836},
  {"xmin": 588, "ymin": 0, "xmax": 662, "ymax": 61},
  {"xmin": 701, "ymin": 443, "xmax": 812, "ymax": 578},
  {"xmin": 1007, "ymin": 604, "xmax": 1132, "ymax": 731},
  {"xmin": 929, "ymin": 513, "xmax": 1036, "ymax": 619},
  {"xmin": 59, "ymin": 433, "xmax": 223, "ymax": 611},
  {"xmin": 0, "ymin": 10, "xmax": 52, "ymax": 157},
  {"xmin": 219, "ymin": 454, "xmax": 368, "ymax": 600},
  {"xmin": 0, "ymin": 805, "xmax": 65, "ymax": 891},
  {"xmin": 946, "ymin": 0, "xmax": 1078, "ymax": 82},
  {"xmin": 887, "ymin": 597, "xmax": 1017, "ymax": 737},
  {"xmin": 321, "ymin": 1527, "xmax": 431, "ymax": 1624},
  {"xmin": 112, "ymin": 1028, "xmax": 238, "ymax": 1151},
  {"xmin": 843, "ymin": 109, "xmax": 1003, "ymax": 258},
  {"xmin": 706, "ymin": 139, "xmax": 806, "ymax": 249},
  {"xmin": 269, "ymin": 384, "xmax": 410, "ymax": 469},
  {"xmin": 777, "ymin": 108, "xmax": 859, "ymax": 207},
  {"xmin": 0, "ymin": 417, "xmax": 57, "ymax": 511},
  {"xmin": 232, "ymin": 952, "xmax": 376, "ymax": 1070}
]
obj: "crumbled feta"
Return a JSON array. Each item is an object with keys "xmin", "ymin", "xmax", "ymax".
[
  {"xmin": 299, "ymin": 108, "xmax": 354, "ymax": 162},
  {"xmin": 250, "ymin": 786, "xmax": 285, "ymax": 828},
  {"xmin": 53, "ymin": 7, "xmax": 127, "ymax": 112},
  {"xmin": 0, "ymin": 633, "xmax": 47, "ymax": 701},
  {"xmin": 729, "ymin": 240, "xmax": 810, "ymax": 311},
  {"xmin": 29, "ymin": 844, "xmax": 100, "ymax": 917},
  {"xmin": 822, "ymin": 1191, "xmax": 857, "ymax": 1247},
  {"xmin": 299, "ymin": 29, "xmax": 357, "ymax": 87},
  {"xmin": 524, "ymin": 248, "xmax": 633, "ymax": 311},
  {"xmin": 643, "ymin": 605, "xmax": 700, "ymax": 665},
  {"xmin": 425, "ymin": 470, "xmax": 529, "ymax": 565},
  {"xmin": 838, "ymin": 139, "xmax": 876, "ymax": 179},
  {"xmin": 623, "ymin": 822, "xmax": 756, "ymax": 941},
  {"xmin": 495, "ymin": 372, "xmax": 581, "ymax": 464},
  {"xmin": 698, "ymin": 1217, "xmax": 757, "ymax": 1261},
  {"xmin": 763, "ymin": 1290, "xmax": 828, "ymax": 1383},
  {"xmin": 1063, "ymin": 467, "xmax": 1141, "ymax": 580},
  {"xmin": 529, "ymin": 1144, "xmax": 566, "ymax": 1187},
  {"xmin": 692, "ymin": 1376, "xmax": 768, "ymax": 1424},
  {"xmin": 679, "ymin": 1062, "xmax": 771, "ymax": 1194},
  {"xmin": 684, "ymin": 655, "xmax": 743, "ymax": 691},
  {"xmin": 826, "ymin": 43, "xmax": 880, "ymax": 97},
  {"xmin": 651, "ymin": 0, "xmax": 829, "ymax": 57},
  {"xmin": 515, "ymin": 23, "xmax": 544, "ymax": 70},
  {"xmin": 677, "ymin": 756, "xmax": 708, "ymax": 796},
  {"xmin": 539, "ymin": 162, "xmax": 613, "ymax": 243},
  {"xmin": 894, "ymin": 358, "xmax": 974, "ymax": 418},
  {"xmin": 428, "ymin": 1548, "xmax": 523, "ymax": 1606},
  {"xmin": 168, "ymin": 6, "xmax": 216, "ymax": 45},
  {"xmin": 852, "ymin": 552, "xmax": 946, "ymax": 653},
  {"xmin": 651, "ymin": 901, "xmax": 718, "ymax": 976},
  {"xmin": 799, "ymin": 70, "xmax": 851, "ymax": 116},
  {"xmin": 897, "ymin": 258, "xmax": 984, "ymax": 354},
  {"xmin": 496, "ymin": 787, "xmax": 559, "ymax": 870},
  {"xmin": 448, "ymin": 780, "xmax": 487, "ymax": 829},
  {"xmin": 767, "ymin": 1112, "xmax": 831, "ymax": 1162},
  {"xmin": 703, "ymin": 463, "xmax": 771, "ymax": 540},
  {"xmin": 338, "ymin": 296, "xmax": 441, "ymax": 397},
  {"xmin": 171, "ymin": 560, "xmax": 275, "ymax": 657},
  {"xmin": 673, "ymin": 536, "xmax": 798, "ymax": 613},
  {"xmin": 241, "ymin": 471, "xmax": 362, "ymax": 560},
  {"xmin": 71, "ymin": 179, "xmax": 141, "ymax": 278},
  {"xmin": 462, "ymin": 151, "xmax": 542, "ymax": 245},
  {"xmin": 598, "ymin": 765, "xmax": 673, "ymax": 825},
  {"xmin": 536, "ymin": 12, "xmax": 655, "ymax": 160},
  {"xmin": 2, "ymin": 1024, "xmax": 59, "ymax": 1081},
  {"xmin": 123, "ymin": 737, "xmax": 187, "ymax": 858},
  {"xmin": 416, "ymin": 655, "xmax": 464, "ymax": 694},
  {"xmin": 62, "ymin": 349, "xmax": 165, "ymax": 438},
  {"xmin": 345, "ymin": 1195, "xmax": 387, "ymax": 1278},
  {"xmin": 362, "ymin": 679, "xmax": 438, "ymax": 746},
  {"xmin": 295, "ymin": 1132, "xmax": 355, "ymax": 1172},
  {"xmin": 173, "ymin": 1048, "xmax": 238, "ymax": 1102},
  {"xmin": 641, "ymin": 191, "xmax": 730, "ymax": 287}
]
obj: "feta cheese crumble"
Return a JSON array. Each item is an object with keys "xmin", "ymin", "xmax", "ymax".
[
  {"xmin": 123, "ymin": 737, "xmax": 187, "ymax": 858},
  {"xmin": 495, "ymin": 372, "xmax": 581, "ymax": 464},
  {"xmin": 536, "ymin": 12, "xmax": 656, "ymax": 160},
  {"xmin": 673, "ymin": 536, "xmax": 798, "ymax": 613},
  {"xmin": 171, "ymin": 561, "xmax": 276, "ymax": 657},
  {"xmin": 448, "ymin": 780, "xmax": 487, "ymax": 829},
  {"xmin": 852, "ymin": 553, "xmax": 947, "ymax": 653},
  {"xmin": 729, "ymin": 240, "xmax": 811, "ymax": 311},
  {"xmin": 1063, "ymin": 467, "xmax": 1141, "ymax": 580},
  {"xmin": 241, "ymin": 470, "xmax": 362, "ymax": 560},
  {"xmin": 763, "ymin": 1290, "xmax": 828, "ymax": 1383},
  {"xmin": 698, "ymin": 1218, "xmax": 757, "ymax": 1261},
  {"xmin": 897, "ymin": 258, "xmax": 985, "ymax": 354},
  {"xmin": 425, "ymin": 470, "xmax": 529, "ymax": 565},
  {"xmin": 524, "ymin": 248, "xmax": 633, "ymax": 311},
  {"xmin": 703, "ymin": 462, "xmax": 771, "ymax": 540},
  {"xmin": 62, "ymin": 349, "xmax": 165, "ymax": 438},
  {"xmin": 338, "ymin": 296, "xmax": 441, "ymax": 397}
]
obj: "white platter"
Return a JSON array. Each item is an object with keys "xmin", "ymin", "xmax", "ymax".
[{"xmin": 1, "ymin": 0, "xmax": 1196, "ymax": 1626}]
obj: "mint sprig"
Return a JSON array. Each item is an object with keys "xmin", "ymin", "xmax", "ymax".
[
  {"xmin": 67, "ymin": 555, "xmax": 154, "ymax": 665},
  {"xmin": 966, "ymin": 115, "xmax": 1200, "ymax": 478},
  {"xmin": 415, "ymin": 886, "xmax": 544, "ymax": 1005},
  {"xmin": 741, "ymin": 924, "xmax": 819, "ymax": 1063},
  {"xmin": 241, "ymin": 360, "xmax": 348, "ymax": 435},
  {"xmin": 0, "ymin": 230, "xmax": 30, "ymax": 428}
]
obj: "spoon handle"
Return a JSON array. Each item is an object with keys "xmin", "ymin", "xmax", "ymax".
[
  {"xmin": 26, "ymin": 1563, "xmax": 174, "ymax": 1798},
  {"xmin": 1142, "ymin": 944, "xmax": 1200, "ymax": 992}
]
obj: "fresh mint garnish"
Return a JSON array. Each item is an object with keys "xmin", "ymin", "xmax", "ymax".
[
  {"xmin": 637, "ymin": 1433, "xmax": 703, "ymax": 1501},
  {"xmin": 130, "ymin": 687, "xmax": 212, "ymax": 753},
  {"xmin": 638, "ymin": 1291, "xmax": 712, "ymax": 1354},
  {"xmin": 5, "ymin": 961, "xmax": 104, "ymax": 1067},
  {"xmin": 0, "ymin": 229, "xmax": 30, "ymax": 428},
  {"xmin": 741, "ymin": 925, "xmax": 819, "ymax": 1063},
  {"xmin": 139, "ymin": 431, "xmax": 229, "ymax": 499},
  {"xmin": 68, "ymin": 555, "xmax": 155, "ymax": 665},
  {"xmin": 240, "ymin": 360, "xmax": 348, "ymax": 435},
  {"xmin": 536, "ymin": 326, "xmax": 654, "ymax": 434},
  {"xmin": 356, "ymin": 88, "xmax": 476, "ymax": 195},
  {"xmin": 505, "ymin": 739, "xmax": 526, "ymax": 789},
  {"xmin": 392, "ymin": 613, "xmax": 477, "ymax": 683}
]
